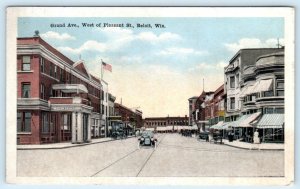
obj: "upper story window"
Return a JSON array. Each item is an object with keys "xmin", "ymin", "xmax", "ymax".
[
  {"xmin": 277, "ymin": 81, "xmax": 284, "ymax": 88},
  {"xmin": 49, "ymin": 63, "xmax": 53, "ymax": 77},
  {"xmin": 22, "ymin": 83, "xmax": 31, "ymax": 98},
  {"xmin": 236, "ymin": 74, "xmax": 239, "ymax": 87},
  {"xmin": 230, "ymin": 76, "xmax": 235, "ymax": 88},
  {"xmin": 60, "ymin": 68, "xmax": 63, "ymax": 81},
  {"xmin": 40, "ymin": 57, "xmax": 45, "ymax": 73},
  {"xmin": 40, "ymin": 83, "xmax": 45, "ymax": 99},
  {"xmin": 101, "ymin": 91, "xmax": 104, "ymax": 100},
  {"xmin": 230, "ymin": 97, "xmax": 235, "ymax": 110},
  {"xmin": 22, "ymin": 56, "xmax": 31, "ymax": 71},
  {"xmin": 276, "ymin": 79, "xmax": 284, "ymax": 96},
  {"xmin": 54, "ymin": 66, "xmax": 57, "ymax": 78}
]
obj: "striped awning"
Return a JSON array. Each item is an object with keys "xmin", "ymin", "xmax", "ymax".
[
  {"xmin": 252, "ymin": 79, "xmax": 273, "ymax": 93},
  {"xmin": 239, "ymin": 112, "xmax": 261, "ymax": 127},
  {"xmin": 240, "ymin": 84, "xmax": 255, "ymax": 97},
  {"xmin": 231, "ymin": 115, "xmax": 251, "ymax": 127},
  {"xmin": 256, "ymin": 114, "xmax": 284, "ymax": 129},
  {"xmin": 210, "ymin": 121, "xmax": 224, "ymax": 129},
  {"xmin": 222, "ymin": 122, "xmax": 233, "ymax": 130}
]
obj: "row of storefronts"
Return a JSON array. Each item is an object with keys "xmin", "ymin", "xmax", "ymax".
[
  {"xmin": 189, "ymin": 48, "xmax": 285, "ymax": 143},
  {"xmin": 16, "ymin": 35, "xmax": 143, "ymax": 144}
]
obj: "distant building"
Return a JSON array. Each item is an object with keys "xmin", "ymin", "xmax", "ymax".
[
  {"xmin": 211, "ymin": 85, "xmax": 226, "ymax": 125},
  {"xmin": 106, "ymin": 93, "xmax": 116, "ymax": 136},
  {"xmin": 144, "ymin": 116, "xmax": 189, "ymax": 132},
  {"xmin": 114, "ymin": 103, "xmax": 143, "ymax": 131},
  {"xmin": 188, "ymin": 96, "xmax": 198, "ymax": 126}
]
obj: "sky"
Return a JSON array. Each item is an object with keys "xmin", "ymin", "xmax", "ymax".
[{"xmin": 18, "ymin": 17, "xmax": 284, "ymax": 117}]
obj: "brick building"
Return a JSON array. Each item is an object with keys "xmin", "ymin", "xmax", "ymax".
[
  {"xmin": 144, "ymin": 116, "xmax": 189, "ymax": 132},
  {"xmin": 114, "ymin": 103, "xmax": 143, "ymax": 130},
  {"xmin": 17, "ymin": 36, "xmax": 102, "ymax": 144}
]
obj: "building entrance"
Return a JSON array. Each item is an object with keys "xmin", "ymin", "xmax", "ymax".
[
  {"xmin": 82, "ymin": 113, "xmax": 89, "ymax": 142},
  {"xmin": 61, "ymin": 113, "xmax": 72, "ymax": 141}
]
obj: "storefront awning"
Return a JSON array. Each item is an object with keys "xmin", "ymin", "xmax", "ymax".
[
  {"xmin": 239, "ymin": 112, "xmax": 261, "ymax": 127},
  {"xmin": 256, "ymin": 114, "xmax": 284, "ymax": 129},
  {"xmin": 52, "ymin": 84, "xmax": 88, "ymax": 93},
  {"xmin": 231, "ymin": 114, "xmax": 251, "ymax": 127},
  {"xmin": 222, "ymin": 122, "xmax": 233, "ymax": 130},
  {"xmin": 191, "ymin": 125, "xmax": 198, "ymax": 130},
  {"xmin": 156, "ymin": 127, "xmax": 167, "ymax": 131},
  {"xmin": 210, "ymin": 121, "xmax": 224, "ymax": 129},
  {"xmin": 197, "ymin": 120, "xmax": 209, "ymax": 124},
  {"xmin": 146, "ymin": 128, "xmax": 155, "ymax": 131},
  {"xmin": 252, "ymin": 79, "xmax": 273, "ymax": 93}
]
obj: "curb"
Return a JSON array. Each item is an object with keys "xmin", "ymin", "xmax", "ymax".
[
  {"xmin": 223, "ymin": 143, "xmax": 284, "ymax": 151},
  {"xmin": 17, "ymin": 136, "xmax": 136, "ymax": 150}
]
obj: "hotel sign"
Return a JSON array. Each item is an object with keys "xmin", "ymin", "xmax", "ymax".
[{"xmin": 52, "ymin": 106, "xmax": 76, "ymax": 111}]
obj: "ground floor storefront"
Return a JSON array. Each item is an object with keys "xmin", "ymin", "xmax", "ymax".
[{"xmin": 17, "ymin": 104, "xmax": 97, "ymax": 145}]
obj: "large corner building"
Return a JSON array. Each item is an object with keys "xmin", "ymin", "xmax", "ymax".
[{"xmin": 17, "ymin": 36, "xmax": 102, "ymax": 144}]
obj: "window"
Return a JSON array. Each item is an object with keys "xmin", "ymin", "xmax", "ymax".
[
  {"xmin": 61, "ymin": 113, "xmax": 71, "ymax": 131},
  {"xmin": 40, "ymin": 57, "xmax": 45, "ymax": 73},
  {"xmin": 22, "ymin": 56, "xmax": 31, "ymax": 71},
  {"xmin": 60, "ymin": 68, "xmax": 63, "ymax": 81},
  {"xmin": 263, "ymin": 91, "xmax": 274, "ymax": 97},
  {"xmin": 101, "ymin": 105, "xmax": 104, "ymax": 114},
  {"xmin": 17, "ymin": 112, "xmax": 31, "ymax": 132},
  {"xmin": 42, "ymin": 113, "xmax": 50, "ymax": 133},
  {"xmin": 230, "ymin": 97, "xmax": 235, "ymax": 109},
  {"xmin": 230, "ymin": 76, "xmax": 235, "ymax": 88},
  {"xmin": 275, "ymin": 108, "xmax": 284, "ymax": 114},
  {"xmin": 105, "ymin": 106, "xmax": 107, "ymax": 116},
  {"xmin": 276, "ymin": 90, "xmax": 284, "ymax": 96},
  {"xmin": 22, "ymin": 83, "xmax": 31, "ymax": 98},
  {"xmin": 54, "ymin": 66, "xmax": 57, "ymax": 78},
  {"xmin": 265, "ymin": 108, "xmax": 274, "ymax": 114},
  {"xmin": 276, "ymin": 81, "xmax": 284, "ymax": 88},
  {"xmin": 276, "ymin": 79, "xmax": 284, "ymax": 96},
  {"xmin": 40, "ymin": 84, "xmax": 45, "ymax": 99},
  {"xmin": 101, "ymin": 91, "xmax": 104, "ymax": 100},
  {"xmin": 49, "ymin": 64, "xmax": 53, "ymax": 77}
]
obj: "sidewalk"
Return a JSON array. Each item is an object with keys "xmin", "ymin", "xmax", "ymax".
[
  {"xmin": 17, "ymin": 136, "xmax": 136, "ymax": 150},
  {"xmin": 222, "ymin": 139, "xmax": 284, "ymax": 150}
]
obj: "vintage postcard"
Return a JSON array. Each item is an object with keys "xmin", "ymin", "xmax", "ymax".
[{"xmin": 6, "ymin": 7, "xmax": 294, "ymax": 185}]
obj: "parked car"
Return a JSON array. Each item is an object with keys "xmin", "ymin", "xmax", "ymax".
[
  {"xmin": 111, "ymin": 128, "xmax": 126, "ymax": 139},
  {"xmin": 138, "ymin": 130, "xmax": 157, "ymax": 148},
  {"xmin": 198, "ymin": 131, "xmax": 209, "ymax": 141}
]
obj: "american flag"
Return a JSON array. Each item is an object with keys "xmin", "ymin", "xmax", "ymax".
[{"xmin": 102, "ymin": 61, "xmax": 112, "ymax": 72}]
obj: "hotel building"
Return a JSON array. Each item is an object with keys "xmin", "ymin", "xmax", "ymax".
[{"xmin": 17, "ymin": 36, "xmax": 102, "ymax": 144}]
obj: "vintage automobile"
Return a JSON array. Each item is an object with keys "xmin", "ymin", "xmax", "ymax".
[
  {"xmin": 138, "ymin": 130, "xmax": 157, "ymax": 148},
  {"xmin": 198, "ymin": 131, "xmax": 209, "ymax": 141},
  {"xmin": 111, "ymin": 128, "xmax": 126, "ymax": 139}
]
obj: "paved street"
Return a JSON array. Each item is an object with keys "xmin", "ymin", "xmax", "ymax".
[{"xmin": 17, "ymin": 134, "xmax": 284, "ymax": 177}]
